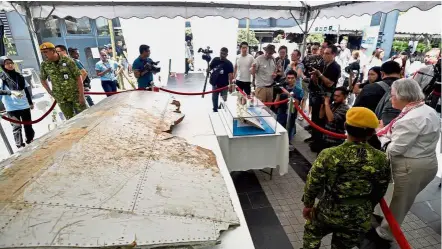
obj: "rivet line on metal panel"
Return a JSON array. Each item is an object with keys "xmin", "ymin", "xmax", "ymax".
[{"xmin": 131, "ymin": 95, "xmax": 173, "ymax": 212}]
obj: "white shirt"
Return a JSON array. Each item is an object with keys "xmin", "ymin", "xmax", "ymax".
[
  {"xmin": 235, "ymin": 54, "xmax": 254, "ymax": 82},
  {"xmin": 383, "ymin": 105, "xmax": 441, "ymax": 158}
]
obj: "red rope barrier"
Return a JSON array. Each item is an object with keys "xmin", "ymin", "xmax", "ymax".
[
  {"xmin": 159, "ymin": 86, "xmax": 229, "ymax": 95},
  {"xmin": 380, "ymin": 199, "xmax": 411, "ymax": 249},
  {"xmin": 1, "ymin": 101, "xmax": 57, "ymax": 125},
  {"xmin": 263, "ymin": 99, "xmax": 289, "ymax": 106}
]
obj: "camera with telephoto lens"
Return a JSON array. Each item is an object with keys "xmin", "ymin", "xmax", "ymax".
[
  {"xmin": 198, "ymin": 47, "xmax": 213, "ymax": 63},
  {"xmin": 345, "ymin": 61, "xmax": 360, "ymax": 74},
  {"xmin": 303, "ymin": 54, "xmax": 323, "ymax": 74},
  {"xmin": 143, "ymin": 60, "xmax": 161, "ymax": 73}
]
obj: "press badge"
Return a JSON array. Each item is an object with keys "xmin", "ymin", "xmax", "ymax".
[
  {"xmin": 64, "ymin": 74, "xmax": 69, "ymax": 80},
  {"xmin": 220, "ymin": 69, "xmax": 224, "ymax": 74},
  {"xmin": 62, "ymin": 63, "xmax": 67, "ymax": 67}
]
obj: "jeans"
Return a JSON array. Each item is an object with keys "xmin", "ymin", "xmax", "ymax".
[
  {"xmin": 101, "ymin": 80, "xmax": 118, "ymax": 97},
  {"xmin": 310, "ymin": 94, "xmax": 326, "ymax": 142},
  {"xmin": 277, "ymin": 106, "xmax": 297, "ymax": 143},
  {"xmin": 7, "ymin": 108, "xmax": 34, "ymax": 147},
  {"xmin": 212, "ymin": 85, "xmax": 228, "ymax": 112}
]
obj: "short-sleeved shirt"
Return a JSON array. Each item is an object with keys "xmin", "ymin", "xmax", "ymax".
[
  {"xmin": 132, "ymin": 57, "xmax": 154, "ymax": 88},
  {"xmin": 73, "ymin": 59, "xmax": 85, "ymax": 70},
  {"xmin": 40, "ymin": 56, "xmax": 81, "ymax": 103},
  {"xmin": 0, "ymin": 79, "xmax": 30, "ymax": 112},
  {"xmin": 235, "ymin": 54, "xmax": 254, "ymax": 82},
  {"xmin": 254, "ymin": 55, "xmax": 276, "ymax": 87},
  {"xmin": 95, "ymin": 59, "xmax": 118, "ymax": 81},
  {"xmin": 311, "ymin": 60, "xmax": 341, "ymax": 94},
  {"xmin": 209, "ymin": 57, "xmax": 234, "ymax": 87}
]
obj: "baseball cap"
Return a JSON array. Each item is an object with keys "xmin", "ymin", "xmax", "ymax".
[{"xmin": 361, "ymin": 44, "xmax": 368, "ymax": 49}]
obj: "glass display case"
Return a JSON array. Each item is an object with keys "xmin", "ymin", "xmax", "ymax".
[{"xmin": 219, "ymin": 95, "xmax": 277, "ymax": 136}]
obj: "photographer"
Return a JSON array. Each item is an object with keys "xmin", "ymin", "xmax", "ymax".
[
  {"xmin": 133, "ymin": 44, "xmax": 157, "ymax": 89},
  {"xmin": 311, "ymin": 86, "xmax": 349, "ymax": 153},
  {"xmin": 304, "ymin": 45, "xmax": 341, "ymax": 150},
  {"xmin": 209, "ymin": 47, "xmax": 234, "ymax": 112}
]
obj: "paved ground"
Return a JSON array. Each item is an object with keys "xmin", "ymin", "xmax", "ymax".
[{"xmin": 1, "ymin": 72, "xmax": 440, "ymax": 248}]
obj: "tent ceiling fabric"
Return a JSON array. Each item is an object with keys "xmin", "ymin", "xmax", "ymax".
[
  {"xmin": 315, "ymin": 1, "xmax": 441, "ymax": 18},
  {"xmin": 3, "ymin": 1, "xmax": 440, "ymax": 20},
  {"xmin": 22, "ymin": 1, "xmax": 305, "ymax": 20}
]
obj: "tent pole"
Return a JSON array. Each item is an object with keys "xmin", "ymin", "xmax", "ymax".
[
  {"xmin": 23, "ymin": 3, "xmax": 43, "ymax": 69},
  {"xmin": 108, "ymin": 19, "xmax": 116, "ymax": 59},
  {"xmin": 300, "ymin": 9, "xmax": 310, "ymax": 58},
  {"xmin": 246, "ymin": 18, "xmax": 250, "ymax": 44},
  {"xmin": 0, "ymin": 122, "xmax": 13, "ymax": 155}
]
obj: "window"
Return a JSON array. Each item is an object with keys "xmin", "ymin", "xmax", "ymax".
[
  {"xmin": 65, "ymin": 16, "xmax": 92, "ymax": 35},
  {"xmin": 34, "ymin": 17, "xmax": 62, "ymax": 38},
  {"xmin": 96, "ymin": 17, "xmax": 109, "ymax": 36},
  {"xmin": 96, "ymin": 18, "xmax": 120, "ymax": 36}
]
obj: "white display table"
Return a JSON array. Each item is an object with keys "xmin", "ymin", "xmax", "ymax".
[{"xmin": 209, "ymin": 97, "xmax": 289, "ymax": 176}]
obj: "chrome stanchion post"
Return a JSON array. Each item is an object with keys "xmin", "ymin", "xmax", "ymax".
[{"xmin": 0, "ymin": 122, "xmax": 13, "ymax": 155}]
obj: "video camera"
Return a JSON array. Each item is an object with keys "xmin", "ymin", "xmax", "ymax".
[
  {"xmin": 144, "ymin": 60, "xmax": 161, "ymax": 73},
  {"xmin": 345, "ymin": 61, "xmax": 360, "ymax": 74},
  {"xmin": 303, "ymin": 55, "xmax": 323, "ymax": 75},
  {"xmin": 198, "ymin": 46, "xmax": 213, "ymax": 63}
]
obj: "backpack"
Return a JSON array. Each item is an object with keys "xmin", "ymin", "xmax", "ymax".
[{"xmin": 374, "ymin": 81, "xmax": 400, "ymax": 125}]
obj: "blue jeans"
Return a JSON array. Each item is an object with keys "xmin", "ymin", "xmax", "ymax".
[
  {"xmin": 212, "ymin": 85, "xmax": 228, "ymax": 112},
  {"xmin": 101, "ymin": 80, "xmax": 117, "ymax": 97},
  {"xmin": 277, "ymin": 106, "xmax": 297, "ymax": 143}
]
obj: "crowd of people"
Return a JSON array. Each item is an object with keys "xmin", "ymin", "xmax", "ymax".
[
  {"xmin": 0, "ymin": 37, "xmax": 440, "ymax": 249},
  {"xmin": 206, "ymin": 39, "xmax": 441, "ymax": 248}
]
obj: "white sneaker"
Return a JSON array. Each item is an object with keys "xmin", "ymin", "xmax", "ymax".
[{"xmin": 289, "ymin": 144, "xmax": 295, "ymax": 151}]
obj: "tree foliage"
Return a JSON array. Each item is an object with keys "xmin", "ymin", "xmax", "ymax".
[
  {"xmin": 306, "ymin": 34, "xmax": 324, "ymax": 43},
  {"xmin": 237, "ymin": 29, "xmax": 259, "ymax": 46},
  {"xmin": 4, "ymin": 37, "xmax": 17, "ymax": 56}
]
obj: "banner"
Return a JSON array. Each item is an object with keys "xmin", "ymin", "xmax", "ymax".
[{"xmin": 361, "ymin": 26, "xmax": 380, "ymax": 57}]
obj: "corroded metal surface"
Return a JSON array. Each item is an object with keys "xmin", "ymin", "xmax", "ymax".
[{"xmin": 0, "ymin": 91, "xmax": 239, "ymax": 248}]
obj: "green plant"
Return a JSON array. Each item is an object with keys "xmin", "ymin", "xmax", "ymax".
[
  {"xmin": 237, "ymin": 29, "xmax": 259, "ymax": 46},
  {"xmin": 4, "ymin": 37, "xmax": 17, "ymax": 56},
  {"xmin": 392, "ymin": 40, "xmax": 408, "ymax": 52},
  {"xmin": 416, "ymin": 42, "xmax": 431, "ymax": 53},
  {"xmin": 306, "ymin": 34, "xmax": 324, "ymax": 43}
]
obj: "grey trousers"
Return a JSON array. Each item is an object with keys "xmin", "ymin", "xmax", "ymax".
[{"xmin": 376, "ymin": 154, "xmax": 438, "ymax": 240}]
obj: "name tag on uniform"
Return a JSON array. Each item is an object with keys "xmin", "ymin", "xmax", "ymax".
[
  {"xmin": 62, "ymin": 63, "xmax": 67, "ymax": 67},
  {"xmin": 64, "ymin": 74, "xmax": 69, "ymax": 80}
]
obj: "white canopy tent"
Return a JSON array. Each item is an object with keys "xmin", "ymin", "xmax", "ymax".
[{"xmin": 0, "ymin": 1, "xmax": 440, "ymax": 65}]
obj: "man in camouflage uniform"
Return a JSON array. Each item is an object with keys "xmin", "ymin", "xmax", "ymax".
[
  {"xmin": 302, "ymin": 107, "xmax": 391, "ymax": 249},
  {"xmin": 39, "ymin": 42, "xmax": 86, "ymax": 119}
]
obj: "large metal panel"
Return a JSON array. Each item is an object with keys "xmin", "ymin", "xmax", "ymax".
[{"xmin": 0, "ymin": 91, "xmax": 239, "ymax": 248}]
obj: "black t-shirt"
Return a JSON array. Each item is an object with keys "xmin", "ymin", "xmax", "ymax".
[
  {"xmin": 209, "ymin": 57, "xmax": 234, "ymax": 87},
  {"xmin": 275, "ymin": 57, "xmax": 291, "ymax": 82},
  {"xmin": 310, "ymin": 60, "xmax": 341, "ymax": 94},
  {"xmin": 353, "ymin": 77, "xmax": 400, "ymax": 113}
]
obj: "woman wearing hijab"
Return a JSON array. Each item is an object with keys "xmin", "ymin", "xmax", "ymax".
[
  {"xmin": 353, "ymin": 66, "xmax": 382, "ymax": 95},
  {"xmin": 0, "ymin": 56, "xmax": 34, "ymax": 148}
]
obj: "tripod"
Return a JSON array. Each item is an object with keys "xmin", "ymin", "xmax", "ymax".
[{"xmin": 202, "ymin": 61, "xmax": 211, "ymax": 98}]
